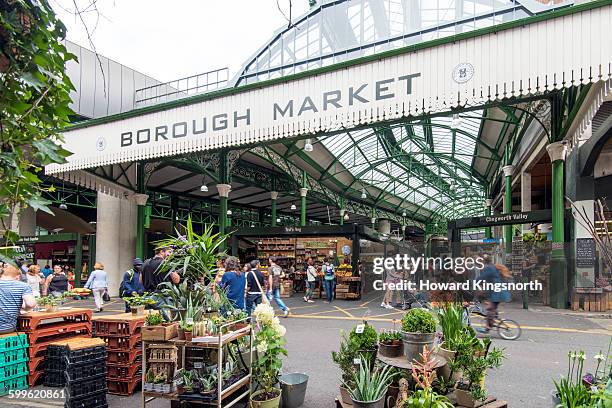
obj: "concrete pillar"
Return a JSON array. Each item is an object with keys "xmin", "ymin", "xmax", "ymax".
[
  {"xmin": 521, "ymin": 171, "xmax": 532, "ymax": 232},
  {"xmin": 339, "ymin": 209, "xmax": 345, "ymax": 226},
  {"xmin": 378, "ymin": 219, "xmax": 391, "ymax": 235},
  {"xmin": 18, "ymin": 206, "xmax": 36, "ymax": 237},
  {"xmin": 96, "ymin": 192, "xmax": 137, "ymax": 297},
  {"xmin": 547, "ymin": 141, "xmax": 568, "ymax": 309}
]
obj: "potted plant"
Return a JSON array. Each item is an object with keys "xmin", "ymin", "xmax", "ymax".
[
  {"xmin": 436, "ymin": 302, "xmax": 465, "ymax": 381},
  {"xmin": 453, "ymin": 337, "xmax": 504, "ymax": 407},
  {"xmin": 378, "ymin": 330, "xmax": 403, "ymax": 358},
  {"xmin": 198, "ymin": 372, "xmax": 217, "ymax": 399},
  {"xmin": 402, "ymin": 345, "xmax": 453, "ymax": 408},
  {"xmin": 144, "ymin": 368, "xmax": 155, "ymax": 392},
  {"xmin": 142, "ymin": 312, "xmax": 179, "ymax": 341},
  {"xmin": 250, "ymin": 303, "xmax": 287, "ymax": 408},
  {"xmin": 346, "ymin": 358, "xmax": 396, "ymax": 408},
  {"xmin": 181, "ymin": 321, "xmax": 194, "ymax": 342},
  {"xmin": 174, "ymin": 369, "xmax": 194, "ymax": 394},
  {"xmin": 401, "ymin": 309, "xmax": 437, "ymax": 363},
  {"xmin": 37, "ymin": 295, "xmax": 63, "ymax": 312},
  {"xmin": 349, "ymin": 322, "xmax": 378, "ymax": 369},
  {"xmin": 123, "ymin": 292, "xmax": 155, "ymax": 315},
  {"xmin": 153, "ymin": 373, "xmax": 167, "ymax": 392},
  {"xmin": 332, "ymin": 330, "xmax": 356, "ymax": 405}
]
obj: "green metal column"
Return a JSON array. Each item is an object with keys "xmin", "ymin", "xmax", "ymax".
[
  {"xmin": 547, "ymin": 141, "xmax": 568, "ymax": 309},
  {"xmin": 502, "ymin": 164, "xmax": 514, "ymax": 254},
  {"xmin": 299, "ymin": 170, "xmax": 308, "ymax": 227},
  {"xmin": 339, "ymin": 197, "xmax": 345, "ymax": 226},
  {"xmin": 135, "ymin": 163, "xmax": 146, "ymax": 259},
  {"xmin": 74, "ymin": 233, "xmax": 82, "ymax": 287},
  {"xmin": 217, "ymin": 151, "xmax": 231, "ymax": 241},
  {"xmin": 270, "ymin": 191, "xmax": 278, "ymax": 227},
  {"xmin": 484, "ymin": 199, "xmax": 492, "ymax": 239}
]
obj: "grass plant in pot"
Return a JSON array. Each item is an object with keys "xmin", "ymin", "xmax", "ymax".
[
  {"xmin": 346, "ymin": 358, "xmax": 396, "ymax": 408},
  {"xmin": 436, "ymin": 302, "xmax": 465, "ymax": 381},
  {"xmin": 401, "ymin": 308, "xmax": 437, "ymax": 363},
  {"xmin": 378, "ymin": 330, "xmax": 403, "ymax": 358},
  {"xmin": 251, "ymin": 303, "xmax": 287, "ymax": 408},
  {"xmin": 36, "ymin": 295, "xmax": 63, "ymax": 312},
  {"xmin": 181, "ymin": 321, "xmax": 193, "ymax": 342},
  {"xmin": 123, "ymin": 292, "xmax": 155, "ymax": 315}
]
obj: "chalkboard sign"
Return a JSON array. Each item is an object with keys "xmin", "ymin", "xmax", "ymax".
[{"xmin": 576, "ymin": 238, "xmax": 596, "ymax": 268}]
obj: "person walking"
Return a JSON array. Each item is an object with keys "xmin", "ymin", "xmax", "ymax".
[
  {"xmin": 84, "ymin": 263, "xmax": 108, "ymax": 313},
  {"xmin": 142, "ymin": 247, "xmax": 179, "ymax": 292},
  {"xmin": 303, "ymin": 257, "xmax": 317, "ymax": 303},
  {"xmin": 120, "ymin": 258, "xmax": 145, "ymax": 312},
  {"xmin": 26, "ymin": 265, "xmax": 43, "ymax": 297},
  {"xmin": 321, "ymin": 257, "xmax": 335, "ymax": 303},
  {"xmin": 476, "ymin": 256, "xmax": 511, "ymax": 333},
  {"xmin": 267, "ymin": 257, "xmax": 290, "ymax": 317},
  {"xmin": 43, "ymin": 264, "xmax": 68, "ymax": 297},
  {"xmin": 381, "ymin": 266, "xmax": 403, "ymax": 309},
  {"xmin": 0, "ymin": 265, "xmax": 36, "ymax": 334},
  {"xmin": 220, "ymin": 256, "xmax": 246, "ymax": 311},
  {"xmin": 246, "ymin": 260, "xmax": 266, "ymax": 316}
]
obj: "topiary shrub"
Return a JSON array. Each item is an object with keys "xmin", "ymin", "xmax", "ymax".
[{"xmin": 401, "ymin": 308, "xmax": 436, "ymax": 333}]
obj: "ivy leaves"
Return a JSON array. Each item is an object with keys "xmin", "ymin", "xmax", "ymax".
[{"xmin": 0, "ymin": 0, "xmax": 74, "ymax": 247}]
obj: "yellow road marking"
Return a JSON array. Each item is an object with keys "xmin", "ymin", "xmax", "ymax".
[
  {"xmin": 286, "ymin": 305, "xmax": 319, "ymax": 311},
  {"xmin": 289, "ymin": 314, "xmax": 610, "ymax": 335},
  {"xmin": 334, "ymin": 306, "xmax": 356, "ymax": 318},
  {"xmin": 303, "ymin": 306, "xmax": 367, "ymax": 316}
]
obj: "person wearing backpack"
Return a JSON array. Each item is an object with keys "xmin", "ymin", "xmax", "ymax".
[
  {"xmin": 322, "ymin": 257, "xmax": 335, "ymax": 303},
  {"xmin": 476, "ymin": 255, "xmax": 511, "ymax": 333},
  {"xmin": 120, "ymin": 258, "xmax": 145, "ymax": 312}
]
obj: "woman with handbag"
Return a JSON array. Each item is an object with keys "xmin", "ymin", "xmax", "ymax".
[{"xmin": 84, "ymin": 262, "xmax": 108, "ymax": 313}]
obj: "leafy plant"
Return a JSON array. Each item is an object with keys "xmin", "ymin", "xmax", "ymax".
[
  {"xmin": 153, "ymin": 373, "xmax": 167, "ymax": 384},
  {"xmin": 145, "ymin": 369, "xmax": 155, "ymax": 383},
  {"xmin": 402, "ymin": 309, "xmax": 436, "ymax": 334},
  {"xmin": 158, "ymin": 280, "xmax": 209, "ymax": 322},
  {"xmin": 153, "ymin": 218, "xmax": 228, "ymax": 286},
  {"xmin": 175, "ymin": 369, "xmax": 194, "ymax": 391},
  {"xmin": 0, "ymin": 0, "xmax": 74, "ymax": 259},
  {"xmin": 37, "ymin": 295, "xmax": 63, "ymax": 307},
  {"xmin": 252, "ymin": 303, "xmax": 287, "ymax": 397},
  {"xmin": 346, "ymin": 358, "xmax": 396, "ymax": 403},
  {"xmin": 179, "ymin": 321, "xmax": 193, "ymax": 332},
  {"xmin": 199, "ymin": 372, "xmax": 217, "ymax": 393},
  {"xmin": 145, "ymin": 312, "xmax": 164, "ymax": 326},
  {"xmin": 123, "ymin": 293, "xmax": 156, "ymax": 307},
  {"xmin": 348, "ymin": 322, "xmax": 378, "ymax": 350},
  {"xmin": 553, "ymin": 351, "xmax": 600, "ymax": 408},
  {"xmin": 437, "ymin": 303, "xmax": 465, "ymax": 351},
  {"xmin": 332, "ymin": 330, "xmax": 357, "ymax": 389},
  {"xmin": 379, "ymin": 330, "xmax": 402, "ymax": 344},
  {"xmin": 402, "ymin": 388, "xmax": 454, "ymax": 408}
]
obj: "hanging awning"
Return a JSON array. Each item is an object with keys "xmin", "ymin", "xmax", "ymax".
[{"xmin": 45, "ymin": 1, "xmax": 612, "ymax": 176}]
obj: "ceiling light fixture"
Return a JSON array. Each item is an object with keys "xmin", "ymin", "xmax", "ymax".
[
  {"xmin": 304, "ymin": 139, "xmax": 313, "ymax": 152},
  {"xmin": 402, "ymin": 211, "xmax": 406, "ymax": 217},
  {"xmin": 361, "ymin": 188, "xmax": 367, "ymax": 199},
  {"xmin": 343, "ymin": 212, "xmax": 349, "ymax": 221},
  {"xmin": 450, "ymin": 113, "xmax": 462, "ymax": 129},
  {"xmin": 290, "ymin": 204, "xmax": 297, "ymax": 210},
  {"xmin": 276, "ymin": 218, "xmax": 281, "ymax": 223},
  {"xmin": 226, "ymin": 210, "xmax": 232, "ymax": 216},
  {"xmin": 59, "ymin": 202, "xmax": 68, "ymax": 210},
  {"xmin": 200, "ymin": 184, "xmax": 208, "ymax": 192}
]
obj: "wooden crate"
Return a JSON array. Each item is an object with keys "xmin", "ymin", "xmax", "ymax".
[
  {"xmin": 142, "ymin": 323, "xmax": 178, "ymax": 341},
  {"xmin": 571, "ymin": 288, "xmax": 608, "ymax": 312}
]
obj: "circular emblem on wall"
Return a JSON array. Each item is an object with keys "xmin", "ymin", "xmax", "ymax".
[
  {"xmin": 342, "ymin": 245, "xmax": 351, "ymax": 256},
  {"xmin": 95, "ymin": 137, "xmax": 107, "ymax": 151},
  {"xmin": 452, "ymin": 63, "xmax": 475, "ymax": 84}
]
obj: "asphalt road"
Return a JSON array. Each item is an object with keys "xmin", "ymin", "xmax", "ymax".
[{"xmin": 0, "ymin": 293, "xmax": 609, "ymax": 408}]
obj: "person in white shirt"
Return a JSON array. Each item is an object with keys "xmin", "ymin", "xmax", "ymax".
[
  {"xmin": 303, "ymin": 257, "xmax": 317, "ymax": 303},
  {"xmin": 26, "ymin": 265, "xmax": 43, "ymax": 297},
  {"xmin": 84, "ymin": 262, "xmax": 108, "ymax": 312}
]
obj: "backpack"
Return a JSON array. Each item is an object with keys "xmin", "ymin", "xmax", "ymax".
[{"xmin": 119, "ymin": 269, "xmax": 135, "ymax": 297}]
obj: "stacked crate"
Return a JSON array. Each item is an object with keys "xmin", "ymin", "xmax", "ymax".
[
  {"xmin": 335, "ymin": 284, "xmax": 349, "ymax": 299},
  {"xmin": 17, "ymin": 308, "xmax": 92, "ymax": 387},
  {"xmin": 0, "ymin": 333, "xmax": 29, "ymax": 396},
  {"xmin": 280, "ymin": 280, "xmax": 293, "ymax": 298},
  {"xmin": 45, "ymin": 337, "xmax": 107, "ymax": 408},
  {"xmin": 93, "ymin": 313, "xmax": 145, "ymax": 396}
]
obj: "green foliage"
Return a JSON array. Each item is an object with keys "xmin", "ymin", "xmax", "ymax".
[
  {"xmin": 144, "ymin": 312, "xmax": 164, "ymax": 326},
  {"xmin": 179, "ymin": 321, "xmax": 193, "ymax": 332},
  {"xmin": 0, "ymin": 0, "xmax": 74, "ymax": 254},
  {"xmin": 332, "ymin": 330, "xmax": 357, "ymax": 388},
  {"xmin": 346, "ymin": 358, "xmax": 396, "ymax": 403},
  {"xmin": 123, "ymin": 292, "xmax": 155, "ymax": 307},
  {"xmin": 158, "ymin": 280, "xmax": 224, "ymax": 322},
  {"xmin": 437, "ymin": 303, "xmax": 465, "ymax": 351},
  {"xmin": 252, "ymin": 309, "xmax": 288, "ymax": 396},
  {"xmin": 175, "ymin": 369, "xmax": 194, "ymax": 391},
  {"xmin": 402, "ymin": 388, "xmax": 454, "ymax": 408},
  {"xmin": 553, "ymin": 351, "xmax": 606, "ymax": 408},
  {"xmin": 378, "ymin": 330, "xmax": 402, "ymax": 344},
  {"xmin": 153, "ymin": 218, "xmax": 227, "ymax": 286},
  {"xmin": 348, "ymin": 322, "xmax": 378, "ymax": 350},
  {"xmin": 402, "ymin": 309, "xmax": 437, "ymax": 333},
  {"xmin": 145, "ymin": 369, "xmax": 155, "ymax": 383},
  {"xmin": 37, "ymin": 294, "xmax": 63, "ymax": 306}
]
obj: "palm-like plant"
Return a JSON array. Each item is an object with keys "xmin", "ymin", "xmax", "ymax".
[
  {"xmin": 346, "ymin": 358, "xmax": 396, "ymax": 403},
  {"xmin": 153, "ymin": 217, "xmax": 227, "ymax": 286}
]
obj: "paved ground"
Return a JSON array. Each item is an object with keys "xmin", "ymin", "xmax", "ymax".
[{"xmin": 0, "ymin": 292, "xmax": 609, "ymax": 408}]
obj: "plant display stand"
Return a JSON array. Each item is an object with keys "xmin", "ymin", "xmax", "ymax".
[
  {"xmin": 0, "ymin": 333, "xmax": 29, "ymax": 396},
  {"xmin": 453, "ymin": 395, "xmax": 508, "ymax": 408},
  {"xmin": 141, "ymin": 319, "xmax": 253, "ymax": 408},
  {"xmin": 17, "ymin": 308, "xmax": 92, "ymax": 387},
  {"xmin": 45, "ymin": 337, "xmax": 107, "ymax": 407},
  {"xmin": 93, "ymin": 312, "xmax": 145, "ymax": 396}
]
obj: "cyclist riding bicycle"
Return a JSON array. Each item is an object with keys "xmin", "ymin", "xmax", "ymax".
[{"xmin": 476, "ymin": 255, "xmax": 511, "ymax": 334}]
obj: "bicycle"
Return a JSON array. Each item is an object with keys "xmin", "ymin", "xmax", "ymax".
[{"xmin": 463, "ymin": 303, "xmax": 522, "ymax": 340}]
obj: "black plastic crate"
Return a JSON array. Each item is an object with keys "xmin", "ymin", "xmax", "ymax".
[
  {"xmin": 46, "ymin": 346, "xmax": 106, "ymax": 364},
  {"xmin": 64, "ymin": 390, "xmax": 107, "ymax": 408},
  {"xmin": 45, "ymin": 363, "xmax": 107, "ymax": 387},
  {"xmin": 65, "ymin": 375, "xmax": 107, "ymax": 399},
  {"xmin": 45, "ymin": 355, "xmax": 106, "ymax": 371}
]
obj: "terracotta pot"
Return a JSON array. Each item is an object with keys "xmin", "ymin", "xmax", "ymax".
[
  {"xmin": 339, "ymin": 386, "xmax": 353, "ymax": 405},
  {"xmin": 184, "ymin": 331, "xmax": 193, "ymax": 342},
  {"xmin": 131, "ymin": 305, "xmax": 145, "ymax": 315},
  {"xmin": 251, "ymin": 388, "xmax": 281, "ymax": 408},
  {"xmin": 378, "ymin": 341, "xmax": 403, "ymax": 358},
  {"xmin": 177, "ymin": 328, "xmax": 185, "ymax": 341}
]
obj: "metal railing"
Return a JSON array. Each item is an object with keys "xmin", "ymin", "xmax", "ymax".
[{"xmin": 134, "ymin": 67, "xmax": 229, "ymax": 107}]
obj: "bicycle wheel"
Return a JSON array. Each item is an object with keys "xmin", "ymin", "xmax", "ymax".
[{"xmin": 497, "ymin": 319, "xmax": 521, "ymax": 340}]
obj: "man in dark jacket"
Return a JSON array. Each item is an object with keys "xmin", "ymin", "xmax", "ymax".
[
  {"xmin": 121, "ymin": 258, "xmax": 145, "ymax": 312},
  {"xmin": 142, "ymin": 247, "xmax": 180, "ymax": 292}
]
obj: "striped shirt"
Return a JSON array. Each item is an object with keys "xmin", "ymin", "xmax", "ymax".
[{"xmin": 0, "ymin": 280, "xmax": 33, "ymax": 332}]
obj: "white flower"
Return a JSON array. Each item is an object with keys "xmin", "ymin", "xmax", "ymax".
[
  {"xmin": 254, "ymin": 303, "xmax": 275, "ymax": 325},
  {"xmin": 256, "ymin": 340, "xmax": 268, "ymax": 354},
  {"xmin": 270, "ymin": 317, "xmax": 286, "ymax": 337},
  {"xmin": 594, "ymin": 352, "xmax": 606, "ymax": 362}
]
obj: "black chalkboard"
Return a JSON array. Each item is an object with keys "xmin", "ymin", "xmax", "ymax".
[{"xmin": 576, "ymin": 238, "xmax": 596, "ymax": 268}]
